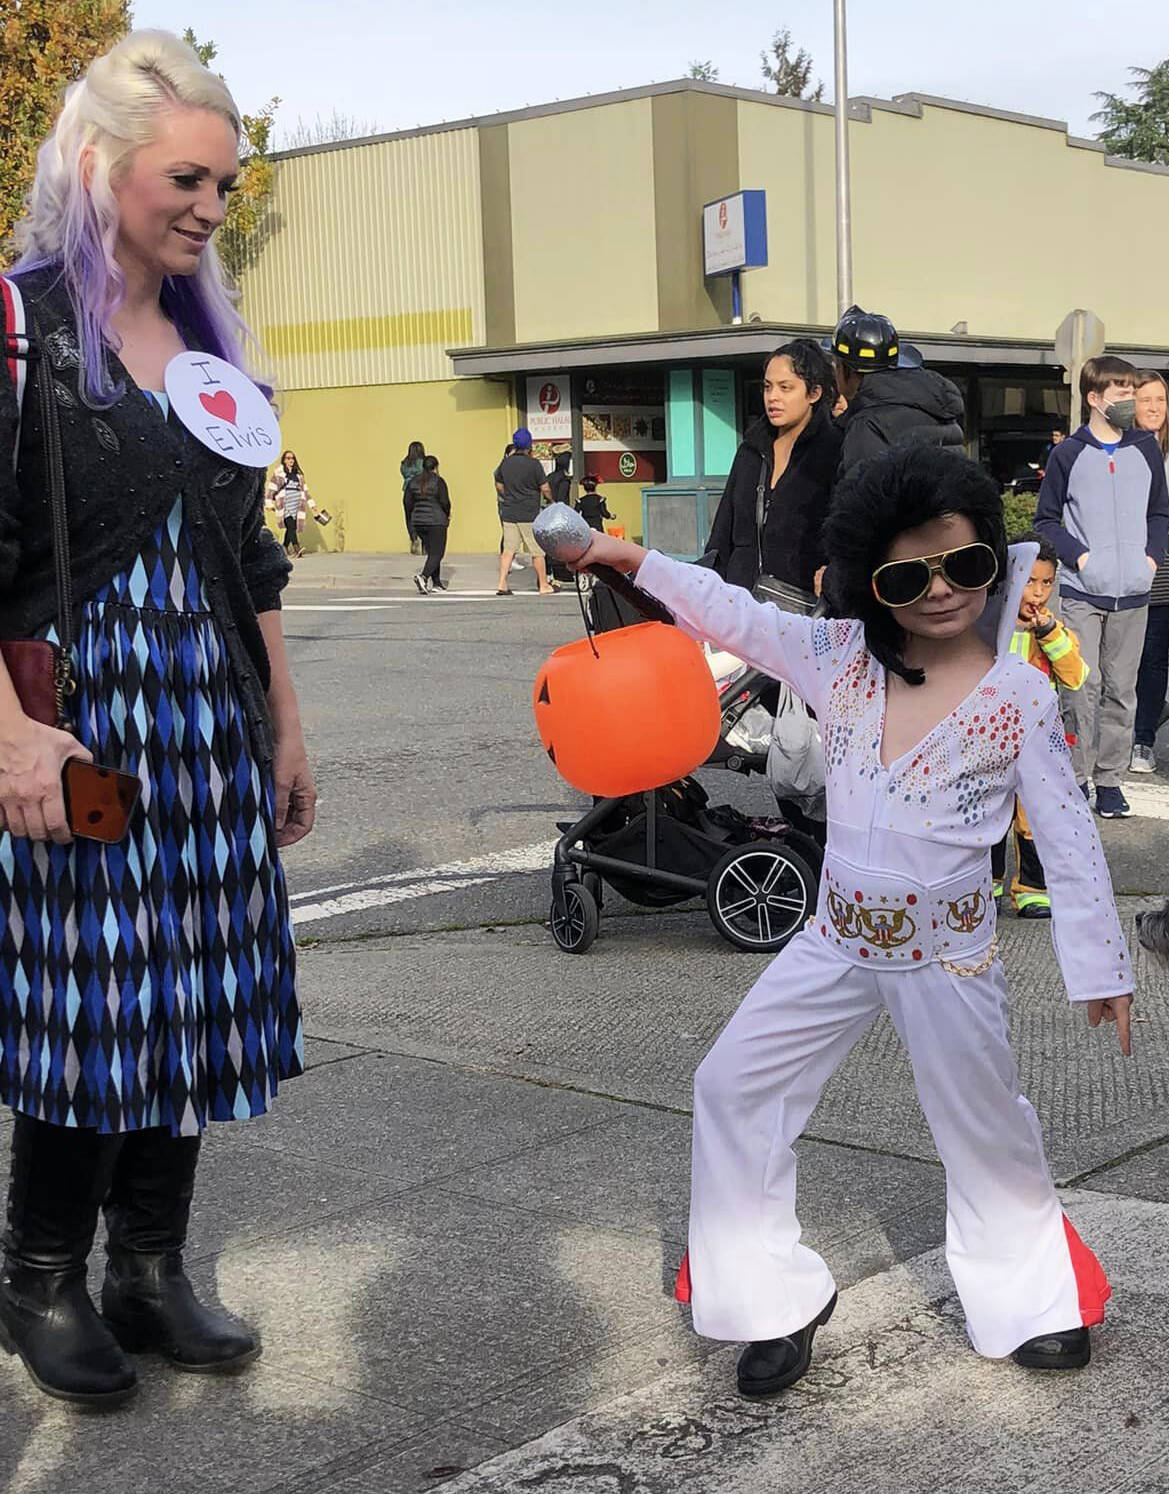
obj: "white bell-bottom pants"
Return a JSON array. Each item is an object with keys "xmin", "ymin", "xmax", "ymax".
[{"xmin": 684, "ymin": 930, "xmax": 1108, "ymax": 1358}]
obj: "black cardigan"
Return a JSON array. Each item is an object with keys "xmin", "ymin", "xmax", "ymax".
[
  {"xmin": 705, "ymin": 406, "xmax": 843, "ymax": 591},
  {"xmin": 0, "ymin": 266, "xmax": 291, "ymax": 766}
]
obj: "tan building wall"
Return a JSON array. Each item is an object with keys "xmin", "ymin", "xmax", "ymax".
[
  {"xmin": 268, "ymin": 379, "xmax": 514, "ymax": 555},
  {"xmin": 240, "ymin": 126, "xmax": 486, "ymax": 390},
  {"xmin": 507, "ymin": 99, "xmax": 659, "ymax": 343},
  {"xmin": 735, "ymin": 92, "xmax": 1169, "ymax": 345}
]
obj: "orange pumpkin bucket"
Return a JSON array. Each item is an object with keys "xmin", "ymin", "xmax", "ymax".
[{"xmin": 533, "ymin": 622, "xmax": 721, "ymax": 797}]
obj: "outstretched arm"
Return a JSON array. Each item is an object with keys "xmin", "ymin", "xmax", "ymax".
[{"xmin": 573, "ymin": 533, "xmax": 859, "ymax": 712}]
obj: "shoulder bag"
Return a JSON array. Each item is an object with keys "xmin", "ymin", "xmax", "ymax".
[{"xmin": 1, "ymin": 280, "xmax": 75, "ymax": 729}]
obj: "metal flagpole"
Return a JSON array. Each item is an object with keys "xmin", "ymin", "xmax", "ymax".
[{"xmin": 834, "ymin": 0, "xmax": 853, "ymax": 312}]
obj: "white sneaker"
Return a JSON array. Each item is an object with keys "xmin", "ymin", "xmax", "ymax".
[
  {"xmin": 1130, "ymin": 744, "xmax": 1157, "ymax": 773},
  {"xmin": 509, "ymin": 559, "xmax": 524, "ymax": 573}
]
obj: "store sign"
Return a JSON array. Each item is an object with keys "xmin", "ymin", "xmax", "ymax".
[
  {"xmin": 526, "ymin": 375, "xmax": 572, "ymax": 441},
  {"xmin": 702, "ymin": 190, "xmax": 768, "ymax": 277},
  {"xmin": 582, "ymin": 405, "xmax": 666, "ymax": 452}
]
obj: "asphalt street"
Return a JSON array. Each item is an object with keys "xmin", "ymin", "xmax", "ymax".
[{"xmin": 4, "ymin": 550, "xmax": 1169, "ymax": 1494}]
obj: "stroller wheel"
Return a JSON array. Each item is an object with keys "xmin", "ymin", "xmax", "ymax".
[
  {"xmin": 550, "ymin": 882, "xmax": 600, "ymax": 954},
  {"xmin": 707, "ymin": 842, "xmax": 816, "ymax": 954},
  {"xmin": 582, "ymin": 870, "xmax": 603, "ymax": 910}
]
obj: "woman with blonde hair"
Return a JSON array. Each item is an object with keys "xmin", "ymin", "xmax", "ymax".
[
  {"xmin": 1131, "ymin": 370, "xmax": 1169, "ymax": 771},
  {"xmin": 0, "ymin": 31, "xmax": 313, "ymax": 1406}
]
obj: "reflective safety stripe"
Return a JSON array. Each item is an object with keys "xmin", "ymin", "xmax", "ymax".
[{"xmin": 1015, "ymin": 891, "xmax": 1051, "ymax": 910}]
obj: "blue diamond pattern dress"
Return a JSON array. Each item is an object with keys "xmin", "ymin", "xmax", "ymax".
[{"xmin": 0, "ymin": 394, "xmax": 302, "ymax": 1136}]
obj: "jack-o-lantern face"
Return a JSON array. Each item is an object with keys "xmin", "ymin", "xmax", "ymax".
[{"xmin": 533, "ymin": 622, "xmax": 721, "ymax": 797}]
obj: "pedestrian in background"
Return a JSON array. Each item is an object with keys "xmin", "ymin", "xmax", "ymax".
[
  {"xmin": 266, "ymin": 450, "xmax": 317, "ymax": 558},
  {"xmin": 832, "ymin": 306, "xmax": 965, "ymax": 476},
  {"xmin": 1131, "ymin": 370, "xmax": 1169, "ymax": 772},
  {"xmin": 401, "ymin": 439, "xmax": 425, "ymax": 555},
  {"xmin": 577, "ymin": 475, "xmax": 614, "ymax": 532},
  {"xmin": 494, "ymin": 428, "xmax": 553, "ymax": 596},
  {"xmin": 0, "ymin": 28, "xmax": 311, "ymax": 1408},
  {"xmin": 703, "ymin": 339, "xmax": 842, "ymax": 610},
  {"xmin": 1035, "ymin": 355, "xmax": 1169, "ymax": 817},
  {"xmin": 405, "ymin": 455, "xmax": 451, "ymax": 594},
  {"xmin": 547, "ymin": 449, "xmax": 572, "ymax": 507}
]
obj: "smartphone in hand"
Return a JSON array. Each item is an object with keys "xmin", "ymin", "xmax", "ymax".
[{"xmin": 61, "ymin": 758, "xmax": 141, "ymax": 843}]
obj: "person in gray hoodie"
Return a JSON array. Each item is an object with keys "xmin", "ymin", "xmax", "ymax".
[{"xmin": 1035, "ymin": 355, "xmax": 1169, "ymax": 818}]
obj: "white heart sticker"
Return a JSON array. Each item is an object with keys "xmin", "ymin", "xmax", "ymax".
[{"xmin": 163, "ymin": 352, "xmax": 281, "ymax": 468}]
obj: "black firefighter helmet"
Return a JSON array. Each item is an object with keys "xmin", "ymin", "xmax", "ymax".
[{"xmin": 832, "ymin": 305, "xmax": 901, "ymax": 373}]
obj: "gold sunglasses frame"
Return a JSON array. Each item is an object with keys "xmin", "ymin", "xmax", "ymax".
[{"xmin": 871, "ymin": 543, "xmax": 1000, "ymax": 609}]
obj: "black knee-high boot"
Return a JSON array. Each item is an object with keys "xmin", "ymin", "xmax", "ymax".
[
  {"xmin": 0, "ymin": 1116, "xmax": 137, "ymax": 1406},
  {"xmin": 101, "ymin": 1130, "xmax": 259, "ymax": 1372}
]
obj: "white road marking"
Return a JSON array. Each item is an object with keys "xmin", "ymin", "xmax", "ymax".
[
  {"xmin": 282, "ymin": 604, "xmax": 400, "ymax": 612},
  {"xmin": 289, "ymin": 839, "xmax": 561, "ymax": 924},
  {"xmin": 1117, "ymin": 779, "xmax": 1169, "ymax": 820}
]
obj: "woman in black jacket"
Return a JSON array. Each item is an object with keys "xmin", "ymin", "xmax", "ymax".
[
  {"xmin": 705, "ymin": 340, "xmax": 842, "ymax": 604},
  {"xmin": 405, "ymin": 455, "xmax": 452, "ymax": 593}
]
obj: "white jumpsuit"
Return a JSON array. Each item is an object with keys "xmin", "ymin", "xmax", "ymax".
[{"xmin": 636, "ymin": 546, "xmax": 1128, "ymax": 1359}]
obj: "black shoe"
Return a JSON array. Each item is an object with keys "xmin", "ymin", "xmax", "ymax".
[
  {"xmin": 1016, "ymin": 901, "xmax": 1052, "ymax": 920},
  {"xmin": 736, "ymin": 1291, "xmax": 837, "ymax": 1397},
  {"xmin": 495, "ymin": 589, "xmax": 513, "ymax": 596},
  {"xmin": 0, "ymin": 1116, "xmax": 136, "ymax": 1407},
  {"xmin": 412, "ymin": 573, "xmax": 430, "ymax": 595},
  {"xmin": 102, "ymin": 1253, "xmax": 259, "ymax": 1372},
  {"xmin": 1012, "ymin": 1327, "xmax": 1090, "ymax": 1370},
  {"xmin": 1095, "ymin": 786, "xmax": 1131, "ymax": 819},
  {"xmin": 0, "ymin": 1263, "xmax": 137, "ymax": 1406},
  {"xmin": 431, "ymin": 576, "xmax": 448, "ymax": 591},
  {"xmin": 102, "ymin": 1132, "xmax": 260, "ymax": 1373}
]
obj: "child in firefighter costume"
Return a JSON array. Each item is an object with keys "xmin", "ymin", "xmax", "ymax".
[
  {"xmin": 991, "ymin": 532, "xmax": 1089, "ymax": 918},
  {"xmin": 572, "ymin": 446, "xmax": 1132, "ymax": 1396}
]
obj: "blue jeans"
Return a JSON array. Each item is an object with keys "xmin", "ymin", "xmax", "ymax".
[{"xmin": 1134, "ymin": 604, "xmax": 1169, "ymax": 749}]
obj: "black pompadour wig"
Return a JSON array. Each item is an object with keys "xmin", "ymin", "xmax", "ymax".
[{"xmin": 821, "ymin": 445, "xmax": 1008, "ymax": 688}]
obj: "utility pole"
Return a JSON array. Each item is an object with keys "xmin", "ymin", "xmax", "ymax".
[{"xmin": 833, "ymin": 0, "xmax": 853, "ymax": 312}]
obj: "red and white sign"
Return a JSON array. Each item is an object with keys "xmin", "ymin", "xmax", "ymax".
[{"xmin": 526, "ymin": 375, "xmax": 572, "ymax": 441}]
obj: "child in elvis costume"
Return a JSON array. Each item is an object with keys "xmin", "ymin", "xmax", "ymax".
[{"xmin": 571, "ymin": 446, "xmax": 1132, "ymax": 1396}]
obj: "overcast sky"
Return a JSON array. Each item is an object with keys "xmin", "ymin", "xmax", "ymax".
[{"xmin": 130, "ymin": 0, "xmax": 1169, "ymax": 149}]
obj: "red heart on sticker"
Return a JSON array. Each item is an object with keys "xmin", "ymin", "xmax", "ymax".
[{"xmin": 199, "ymin": 390, "xmax": 237, "ymax": 424}]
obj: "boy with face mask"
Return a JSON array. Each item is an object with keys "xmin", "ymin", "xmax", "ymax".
[{"xmin": 1035, "ymin": 356, "xmax": 1169, "ymax": 818}]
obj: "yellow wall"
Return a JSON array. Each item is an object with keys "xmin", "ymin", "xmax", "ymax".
[
  {"xmin": 240, "ymin": 127, "xmax": 486, "ymax": 390},
  {"xmin": 507, "ymin": 100, "xmax": 659, "ymax": 342},
  {"xmin": 269, "ymin": 379, "xmax": 514, "ymax": 553},
  {"xmin": 736, "ymin": 99, "xmax": 838, "ymax": 328},
  {"xmin": 736, "ymin": 95, "xmax": 1169, "ymax": 345}
]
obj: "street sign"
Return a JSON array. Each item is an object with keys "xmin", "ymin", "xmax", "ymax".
[
  {"xmin": 1054, "ymin": 310, "xmax": 1106, "ymax": 428},
  {"xmin": 702, "ymin": 191, "xmax": 768, "ymax": 277}
]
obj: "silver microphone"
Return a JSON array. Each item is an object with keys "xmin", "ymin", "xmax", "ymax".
[
  {"xmin": 530, "ymin": 502, "xmax": 675, "ymax": 626},
  {"xmin": 532, "ymin": 503, "xmax": 594, "ymax": 563}
]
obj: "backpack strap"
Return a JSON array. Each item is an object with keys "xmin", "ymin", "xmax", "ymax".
[{"xmin": 1, "ymin": 276, "xmax": 30, "ymax": 469}]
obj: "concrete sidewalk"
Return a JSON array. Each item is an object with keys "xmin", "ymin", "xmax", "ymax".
[
  {"xmin": 2, "ymin": 899, "xmax": 1167, "ymax": 1493},
  {"xmin": 285, "ymin": 549, "xmax": 557, "ymax": 595}
]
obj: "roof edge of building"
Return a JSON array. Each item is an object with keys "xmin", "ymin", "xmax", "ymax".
[
  {"xmin": 448, "ymin": 323, "xmax": 1169, "ymax": 376},
  {"xmin": 269, "ymin": 78, "xmax": 1169, "ymax": 179}
]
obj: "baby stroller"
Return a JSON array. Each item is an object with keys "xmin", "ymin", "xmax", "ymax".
[{"xmin": 547, "ymin": 583, "xmax": 822, "ymax": 955}]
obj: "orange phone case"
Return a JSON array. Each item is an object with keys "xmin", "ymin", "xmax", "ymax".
[{"xmin": 61, "ymin": 759, "xmax": 141, "ymax": 843}]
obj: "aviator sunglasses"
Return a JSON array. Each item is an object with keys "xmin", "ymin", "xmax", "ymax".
[{"xmin": 871, "ymin": 542, "xmax": 999, "ymax": 608}]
